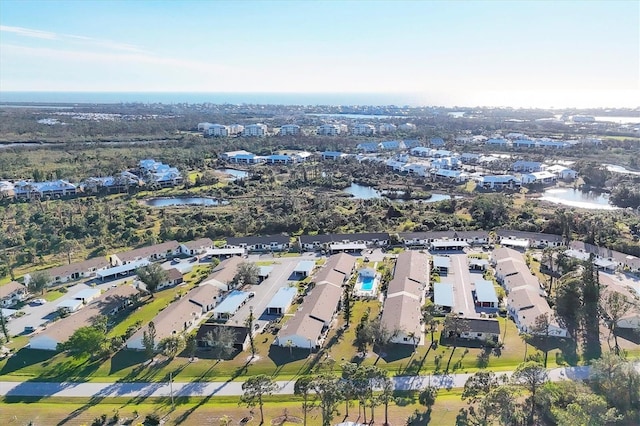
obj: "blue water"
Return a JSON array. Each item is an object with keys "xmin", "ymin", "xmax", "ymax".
[
  {"xmin": 143, "ymin": 197, "xmax": 228, "ymax": 207},
  {"xmin": 360, "ymin": 276, "xmax": 375, "ymax": 291},
  {"xmin": 0, "ymin": 91, "xmax": 423, "ymax": 106}
]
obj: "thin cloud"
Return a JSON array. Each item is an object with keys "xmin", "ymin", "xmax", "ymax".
[
  {"xmin": 0, "ymin": 43, "xmax": 233, "ymax": 74},
  {"xmin": 0, "ymin": 24, "xmax": 143, "ymax": 53},
  {"xmin": 0, "ymin": 25, "xmax": 57, "ymax": 40}
]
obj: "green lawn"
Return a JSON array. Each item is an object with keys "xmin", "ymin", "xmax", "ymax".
[
  {"xmin": 0, "ymin": 390, "xmax": 465, "ymax": 426},
  {"xmin": 1, "ymin": 292, "xmax": 631, "ymax": 384}
]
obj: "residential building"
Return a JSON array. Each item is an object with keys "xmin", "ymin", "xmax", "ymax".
[
  {"xmin": 512, "ymin": 161, "xmax": 543, "ymax": 173},
  {"xmin": 477, "ymin": 175, "xmax": 521, "ymax": 190},
  {"xmin": 398, "ymin": 123, "xmax": 417, "ymax": 131},
  {"xmin": 13, "ymin": 180, "xmax": 78, "ymax": 200},
  {"xmin": 200, "ymin": 256, "xmax": 244, "ymax": 291},
  {"xmin": 157, "ymin": 268, "xmax": 184, "ymax": 291},
  {"xmin": 321, "ymin": 151, "xmax": 346, "ymax": 160},
  {"xmin": 378, "ymin": 123, "xmax": 397, "ymax": 133},
  {"xmin": 225, "ymin": 235, "xmax": 290, "ymax": 252},
  {"xmin": 298, "ymin": 233, "xmax": 389, "ymax": 252},
  {"xmin": 221, "ymin": 150, "xmax": 261, "ymax": 164},
  {"xmin": 279, "ymin": 124, "xmax": 301, "ymax": 136},
  {"xmin": 356, "ymin": 142, "xmax": 379, "ymax": 153},
  {"xmin": 508, "ymin": 286, "xmax": 567, "ymax": 337},
  {"xmin": 180, "ymin": 238, "xmax": 214, "ymax": 256},
  {"xmin": 521, "ymin": 171, "xmax": 557, "ymax": 185},
  {"xmin": 205, "ymin": 124, "xmax": 230, "ymax": 137},
  {"xmin": 109, "ymin": 241, "xmax": 181, "ymax": 266},
  {"xmin": 40, "ymin": 256, "xmax": 110, "ymax": 286},
  {"xmin": 0, "ymin": 281, "xmax": 28, "ymax": 308},
  {"xmin": 317, "ymin": 124, "xmax": 345, "ymax": 136},
  {"xmin": 352, "ymin": 123, "xmax": 376, "ymax": 136},
  {"xmin": 381, "ymin": 251, "xmax": 430, "ymax": 345},
  {"xmin": 242, "ymin": 123, "xmax": 268, "ymax": 137},
  {"xmin": 496, "ymin": 230, "xmax": 564, "ymax": 248},
  {"xmin": 457, "ymin": 318, "xmax": 501, "ymax": 343},
  {"xmin": 544, "ymin": 164, "xmax": 578, "ymax": 180},
  {"xmin": 429, "ymin": 137, "xmax": 445, "ymax": 147},
  {"xmin": 274, "ymin": 253, "xmax": 355, "ymax": 349},
  {"xmin": 126, "ymin": 284, "xmax": 215, "ymax": 350},
  {"xmin": 379, "ymin": 140, "xmax": 405, "ymax": 151},
  {"xmin": 31, "ymin": 285, "xmax": 140, "ymax": 351}
]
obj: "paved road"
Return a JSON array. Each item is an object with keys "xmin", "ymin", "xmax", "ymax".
[{"xmin": 2, "ymin": 364, "xmax": 630, "ymax": 398}]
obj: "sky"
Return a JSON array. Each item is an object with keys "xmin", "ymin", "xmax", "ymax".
[{"xmin": 0, "ymin": 0, "xmax": 638, "ymax": 108}]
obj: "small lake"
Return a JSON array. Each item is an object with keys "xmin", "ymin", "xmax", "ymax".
[
  {"xmin": 306, "ymin": 113, "xmax": 406, "ymax": 119},
  {"xmin": 217, "ymin": 168, "xmax": 249, "ymax": 180},
  {"xmin": 344, "ymin": 183, "xmax": 454, "ymax": 203},
  {"xmin": 142, "ymin": 197, "xmax": 229, "ymax": 207},
  {"xmin": 538, "ymin": 188, "xmax": 618, "ymax": 210}
]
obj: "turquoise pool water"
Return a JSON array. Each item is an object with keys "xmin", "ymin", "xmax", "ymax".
[{"xmin": 360, "ymin": 276, "xmax": 375, "ymax": 291}]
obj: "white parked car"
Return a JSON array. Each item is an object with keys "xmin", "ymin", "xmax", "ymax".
[{"xmin": 32, "ymin": 298, "xmax": 46, "ymax": 305}]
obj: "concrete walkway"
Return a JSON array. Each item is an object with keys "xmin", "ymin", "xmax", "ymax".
[{"xmin": 0, "ymin": 365, "xmax": 609, "ymax": 398}]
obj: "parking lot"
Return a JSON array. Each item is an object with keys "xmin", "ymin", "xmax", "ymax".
[
  {"xmin": 439, "ymin": 253, "xmax": 484, "ymax": 318},
  {"xmin": 230, "ymin": 256, "xmax": 313, "ymax": 330}
]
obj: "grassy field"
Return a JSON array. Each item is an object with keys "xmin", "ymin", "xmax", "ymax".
[
  {"xmin": 0, "ymin": 390, "xmax": 467, "ymax": 426},
  {"xmin": 0, "ymin": 297, "xmax": 570, "ymax": 384}
]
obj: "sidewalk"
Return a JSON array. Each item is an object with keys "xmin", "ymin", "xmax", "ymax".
[{"xmin": 0, "ymin": 365, "xmax": 605, "ymax": 398}]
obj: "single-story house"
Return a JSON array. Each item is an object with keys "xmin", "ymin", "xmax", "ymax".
[
  {"xmin": 225, "ymin": 235, "xmax": 290, "ymax": 252},
  {"xmin": 41, "ymin": 257, "xmax": 111, "ymax": 286},
  {"xmin": 430, "ymin": 240, "xmax": 468, "ymax": 251},
  {"xmin": 458, "ymin": 318, "xmax": 501, "ymax": 343},
  {"xmin": 200, "ymin": 256, "xmax": 244, "ymax": 291},
  {"xmin": 180, "ymin": 238, "xmax": 213, "ymax": 256},
  {"xmin": 157, "ymin": 268, "xmax": 184, "ymax": 291},
  {"xmin": 266, "ymin": 286, "xmax": 298, "ymax": 315},
  {"xmin": 381, "ymin": 251, "xmax": 430, "ymax": 345},
  {"xmin": 507, "ymin": 287, "xmax": 567, "ymax": 337},
  {"xmin": 195, "ymin": 323, "xmax": 250, "ymax": 352},
  {"xmin": 31, "ymin": 285, "xmax": 140, "ymax": 351},
  {"xmin": 0, "ymin": 281, "xmax": 29, "ymax": 308},
  {"xmin": 109, "ymin": 241, "xmax": 181, "ymax": 266},
  {"xmin": 274, "ymin": 253, "xmax": 355, "ymax": 349},
  {"xmin": 126, "ymin": 291, "xmax": 205, "ymax": 350},
  {"xmin": 298, "ymin": 233, "xmax": 389, "ymax": 252},
  {"xmin": 188, "ymin": 284, "xmax": 221, "ymax": 314},
  {"xmin": 496, "ymin": 230, "xmax": 564, "ymax": 248}
]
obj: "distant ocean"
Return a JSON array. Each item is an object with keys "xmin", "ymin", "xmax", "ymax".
[{"xmin": 0, "ymin": 91, "xmax": 423, "ymax": 106}]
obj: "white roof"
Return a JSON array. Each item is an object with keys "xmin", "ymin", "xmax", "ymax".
[{"xmin": 97, "ymin": 260, "xmax": 150, "ymax": 278}]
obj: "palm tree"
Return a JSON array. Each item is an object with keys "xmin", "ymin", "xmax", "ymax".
[{"xmin": 407, "ymin": 331, "xmax": 419, "ymax": 352}]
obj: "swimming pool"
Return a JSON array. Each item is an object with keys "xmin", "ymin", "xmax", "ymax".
[{"xmin": 360, "ymin": 276, "xmax": 375, "ymax": 291}]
